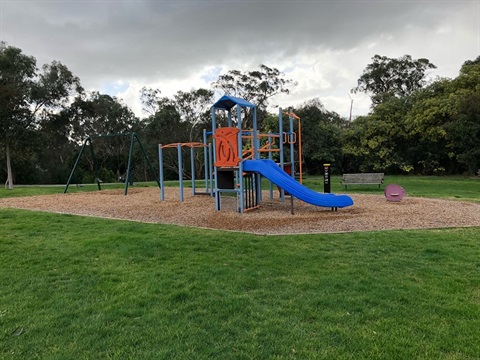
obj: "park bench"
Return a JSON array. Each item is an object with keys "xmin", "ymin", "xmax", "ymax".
[
  {"xmin": 341, "ymin": 173, "xmax": 384, "ymax": 189},
  {"xmin": 477, "ymin": 169, "xmax": 480, "ymax": 176}
]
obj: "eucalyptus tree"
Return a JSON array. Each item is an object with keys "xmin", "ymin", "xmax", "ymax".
[
  {"xmin": 0, "ymin": 43, "xmax": 36, "ymax": 188},
  {"xmin": 173, "ymin": 88, "xmax": 214, "ymax": 143},
  {"xmin": 143, "ymin": 96, "xmax": 185, "ymax": 179},
  {"xmin": 212, "ymin": 64, "xmax": 296, "ymax": 128},
  {"xmin": 352, "ymin": 54, "xmax": 436, "ymax": 106},
  {"xmin": 142, "ymin": 88, "xmax": 214, "ymax": 179},
  {"xmin": 32, "ymin": 61, "xmax": 83, "ymax": 182},
  {"xmin": 1, "ymin": 43, "xmax": 82, "ymax": 187},
  {"xmin": 66, "ymin": 92, "xmax": 139, "ymax": 181},
  {"xmin": 140, "ymin": 86, "xmax": 161, "ymax": 116}
]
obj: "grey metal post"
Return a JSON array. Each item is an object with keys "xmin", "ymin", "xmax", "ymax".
[
  {"xmin": 158, "ymin": 144, "xmax": 165, "ymax": 200},
  {"xmin": 178, "ymin": 143, "xmax": 184, "ymax": 202}
]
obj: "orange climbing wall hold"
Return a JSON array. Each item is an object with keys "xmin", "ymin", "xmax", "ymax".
[{"xmin": 214, "ymin": 127, "xmax": 240, "ymax": 167}]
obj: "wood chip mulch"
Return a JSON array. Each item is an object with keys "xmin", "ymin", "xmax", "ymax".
[{"xmin": 1, "ymin": 187, "xmax": 479, "ymax": 235}]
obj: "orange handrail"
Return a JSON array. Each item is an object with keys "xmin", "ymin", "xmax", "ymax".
[
  {"xmin": 283, "ymin": 111, "xmax": 300, "ymax": 120},
  {"xmin": 161, "ymin": 142, "xmax": 207, "ymax": 149}
]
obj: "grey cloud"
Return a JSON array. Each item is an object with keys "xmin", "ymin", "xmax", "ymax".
[{"xmin": 2, "ymin": 0, "xmax": 477, "ymax": 115}]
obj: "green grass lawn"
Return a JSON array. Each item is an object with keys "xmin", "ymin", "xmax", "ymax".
[
  {"xmin": 0, "ymin": 177, "xmax": 479, "ymax": 358},
  {"xmin": 304, "ymin": 175, "xmax": 480, "ymax": 202}
]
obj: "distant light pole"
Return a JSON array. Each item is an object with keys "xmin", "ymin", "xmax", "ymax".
[{"xmin": 348, "ymin": 93, "xmax": 354, "ymax": 121}]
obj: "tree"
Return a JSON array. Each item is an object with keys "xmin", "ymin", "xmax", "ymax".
[
  {"xmin": 402, "ymin": 54, "xmax": 480, "ymax": 175},
  {"xmin": 449, "ymin": 56, "xmax": 480, "ymax": 173},
  {"xmin": 352, "ymin": 54, "xmax": 436, "ymax": 106},
  {"xmin": 344, "ymin": 96, "xmax": 414, "ymax": 173},
  {"xmin": 31, "ymin": 61, "xmax": 84, "ymax": 183},
  {"xmin": 292, "ymin": 99, "xmax": 347, "ymax": 174},
  {"xmin": 212, "ymin": 64, "xmax": 296, "ymax": 128},
  {"xmin": 410, "ymin": 56, "xmax": 480, "ymax": 174},
  {"xmin": 66, "ymin": 92, "xmax": 140, "ymax": 180},
  {"xmin": 173, "ymin": 88, "xmax": 213, "ymax": 142},
  {"xmin": 69, "ymin": 92, "xmax": 138, "ymax": 141},
  {"xmin": 142, "ymin": 89, "xmax": 214, "ymax": 179},
  {"xmin": 140, "ymin": 86, "xmax": 161, "ymax": 116},
  {"xmin": 0, "ymin": 43, "xmax": 37, "ymax": 188},
  {"xmin": 1, "ymin": 43, "xmax": 85, "ymax": 187},
  {"xmin": 446, "ymin": 92, "xmax": 480, "ymax": 173},
  {"xmin": 31, "ymin": 61, "xmax": 83, "ymax": 115}
]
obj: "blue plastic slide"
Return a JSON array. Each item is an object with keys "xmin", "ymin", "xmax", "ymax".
[{"xmin": 243, "ymin": 159, "xmax": 354, "ymax": 208}]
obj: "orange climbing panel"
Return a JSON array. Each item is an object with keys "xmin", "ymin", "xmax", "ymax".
[{"xmin": 214, "ymin": 127, "xmax": 240, "ymax": 167}]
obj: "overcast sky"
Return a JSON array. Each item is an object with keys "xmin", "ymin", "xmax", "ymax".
[{"xmin": 1, "ymin": 0, "xmax": 479, "ymax": 119}]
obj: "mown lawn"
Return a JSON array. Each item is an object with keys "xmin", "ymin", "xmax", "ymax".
[{"xmin": 0, "ymin": 177, "xmax": 479, "ymax": 358}]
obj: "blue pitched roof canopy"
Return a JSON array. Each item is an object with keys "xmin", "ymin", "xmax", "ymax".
[{"xmin": 212, "ymin": 95, "xmax": 256, "ymax": 110}]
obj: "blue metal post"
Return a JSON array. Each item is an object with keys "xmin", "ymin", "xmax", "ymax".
[
  {"xmin": 252, "ymin": 107, "xmax": 262, "ymax": 204},
  {"xmin": 212, "ymin": 107, "xmax": 220, "ymax": 210},
  {"xmin": 253, "ymin": 107, "xmax": 259, "ymax": 160},
  {"xmin": 124, "ymin": 132, "xmax": 136, "ymax": 195},
  {"xmin": 208, "ymin": 143, "xmax": 213, "ymax": 196},
  {"xmin": 208, "ymin": 144, "xmax": 213, "ymax": 196}
]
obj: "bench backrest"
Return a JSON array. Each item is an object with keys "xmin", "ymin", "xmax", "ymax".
[{"xmin": 342, "ymin": 173, "xmax": 384, "ymax": 184}]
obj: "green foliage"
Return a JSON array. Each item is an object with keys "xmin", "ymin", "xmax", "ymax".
[
  {"xmin": 0, "ymin": 43, "xmax": 84, "ymax": 187},
  {"xmin": 212, "ymin": 64, "xmax": 296, "ymax": 128},
  {"xmin": 352, "ymin": 54, "xmax": 436, "ymax": 105},
  {"xmin": 344, "ymin": 97, "xmax": 414, "ymax": 173},
  {"xmin": 348, "ymin": 55, "xmax": 480, "ymax": 175},
  {"xmin": 2, "ymin": 42, "xmax": 479, "ymax": 184},
  {"xmin": 0, "ymin": 43, "xmax": 38, "ymax": 188},
  {"xmin": 140, "ymin": 89, "xmax": 214, "ymax": 180},
  {"xmin": 68, "ymin": 92, "xmax": 138, "ymax": 142},
  {"xmin": 172, "ymin": 88, "xmax": 214, "ymax": 142},
  {"xmin": 0, "ymin": 42, "xmax": 36, "ymax": 135},
  {"xmin": 446, "ymin": 92, "xmax": 480, "ymax": 173},
  {"xmin": 291, "ymin": 99, "xmax": 347, "ymax": 174},
  {"xmin": 31, "ymin": 61, "xmax": 83, "ymax": 114}
]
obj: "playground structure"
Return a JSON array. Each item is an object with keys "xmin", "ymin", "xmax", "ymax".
[
  {"xmin": 64, "ymin": 132, "xmax": 160, "ymax": 195},
  {"xmin": 159, "ymin": 95, "xmax": 354, "ymax": 213},
  {"xmin": 158, "ymin": 142, "xmax": 210, "ymax": 202}
]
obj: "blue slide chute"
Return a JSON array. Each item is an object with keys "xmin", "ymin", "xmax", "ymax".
[{"xmin": 243, "ymin": 159, "xmax": 354, "ymax": 208}]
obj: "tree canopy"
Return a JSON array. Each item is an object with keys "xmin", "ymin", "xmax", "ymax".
[
  {"xmin": 212, "ymin": 64, "xmax": 296, "ymax": 128},
  {"xmin": 1, "ymin": 43, "xmax": 479, "ymax": 186},
  {"xmin": 352, "ymin": 54, "xmax": 437, "ymax": 106}
]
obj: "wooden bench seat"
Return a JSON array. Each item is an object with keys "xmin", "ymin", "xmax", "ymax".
[{"xmin": 341, "ymin": 173, "xmax": 384, "ymax": 189}]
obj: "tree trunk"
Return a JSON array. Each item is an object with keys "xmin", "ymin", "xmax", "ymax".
[{"xmin": 5, "ymin": 140, "xmax": 14, "ymax": 189}]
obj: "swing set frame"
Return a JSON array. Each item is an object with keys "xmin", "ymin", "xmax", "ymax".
[{"xmin": 64, "ymin": 132, "xmax": 160, "ymax": 195}]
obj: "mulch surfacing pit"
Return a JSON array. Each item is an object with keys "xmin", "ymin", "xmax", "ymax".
[{"xmin": 1, "ymin": 187, "xmax": 479, "ymax": 235}]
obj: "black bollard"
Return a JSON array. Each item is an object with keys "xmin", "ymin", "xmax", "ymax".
[{"xmin": 323, "ymin": 163, "xmax": 331, "ymax": 193}]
